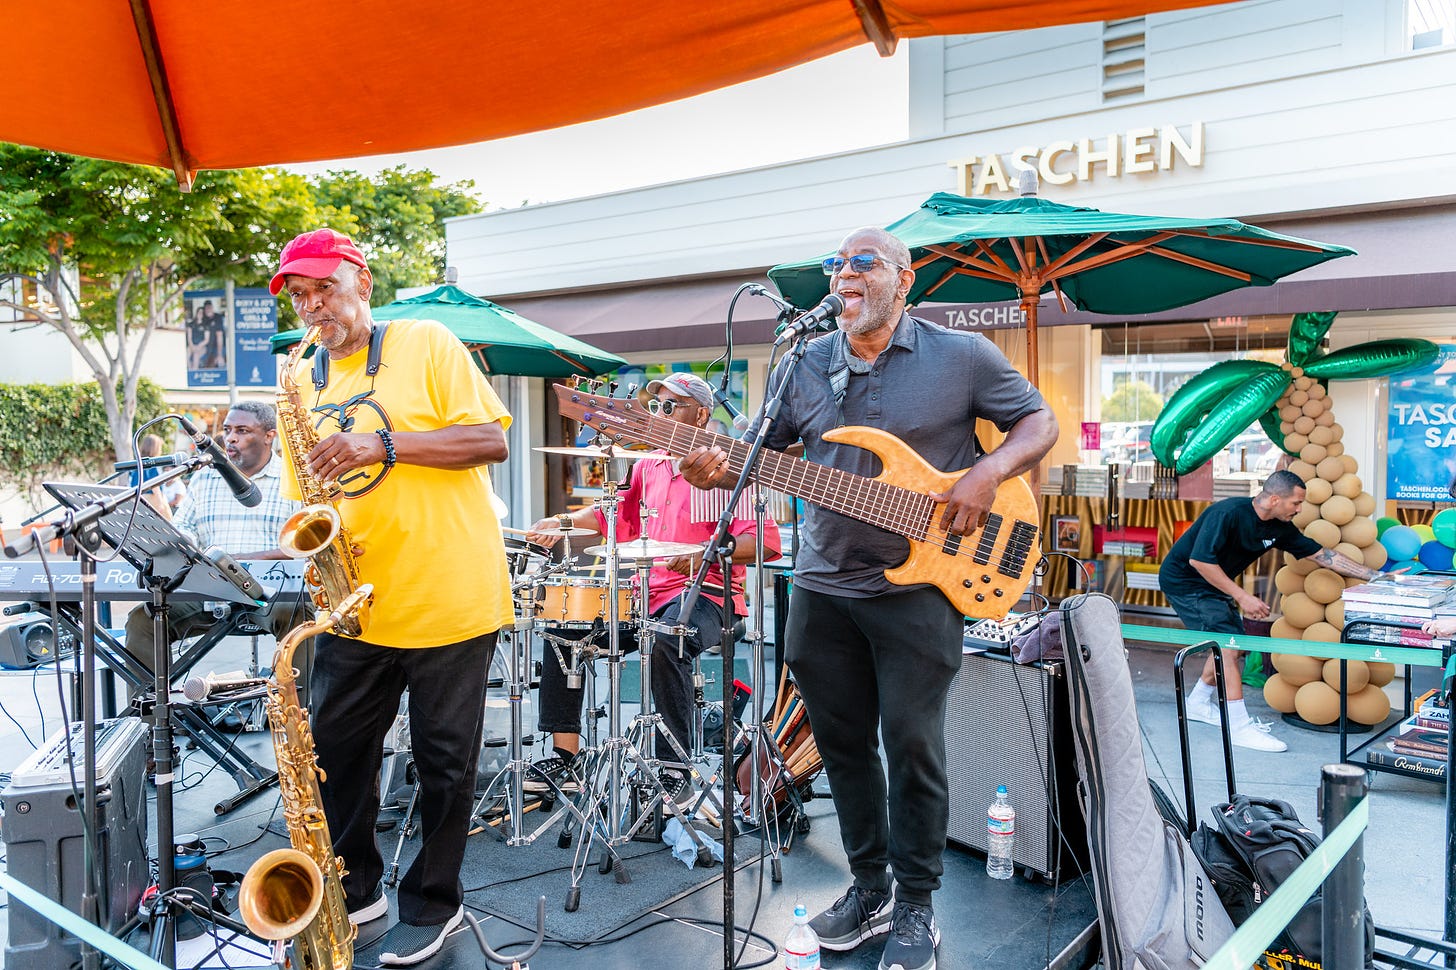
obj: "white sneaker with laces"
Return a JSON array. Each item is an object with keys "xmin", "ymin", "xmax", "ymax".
[
  {"xmin": 1185, "ymin": 694, "xmax": 1220, "ymax": 726},
  {"xmin": 1229, "ymin": 717, "xmax": 1288, "ymax": 752}
]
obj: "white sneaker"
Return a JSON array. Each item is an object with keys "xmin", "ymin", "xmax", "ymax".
[
  {"xmin": 1185, "ymin": 694, "xmax": 1220, "ymax": 726},
  {"xmin": 1228, "ymin": 717, "xmax": 1288, "ymax": 752}
]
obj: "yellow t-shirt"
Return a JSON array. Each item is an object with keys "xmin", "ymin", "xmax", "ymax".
[{"xmin": 281, "ymin": 317, "xmax": 514, "ymax": 647}]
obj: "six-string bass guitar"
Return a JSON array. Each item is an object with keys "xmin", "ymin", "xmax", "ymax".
[{"xmin": 551, "ymin": 380, "xmax": 1041, "ymax": 620}]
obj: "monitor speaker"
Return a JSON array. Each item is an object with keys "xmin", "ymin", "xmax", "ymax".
[
  {"xmin": 944, "ymin": 650, "xmax": 1087, "ymax": 880},
  {"xmin": 0, "ymin": 612, "xmax": 80, "ymax": 669}
]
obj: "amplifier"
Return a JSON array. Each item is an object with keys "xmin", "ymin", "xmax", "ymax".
[
  {"xmin": 0, "ymin": 611, "xmax": 80, "ymax": 669},
  {"xmin": 2, "ymin": 717, "xmax": 150, "ymax": 970},
  {"xmin": 944, "ymin": 651, "xmax": 1087, "ymax": 880}
]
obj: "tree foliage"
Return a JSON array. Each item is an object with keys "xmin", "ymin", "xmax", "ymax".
[
  {"xmin": 0, "ymin": 377, "xmax": 167, "ymax": 500},
  {"xmin": 0, "ymin": 147, "xmax": 322, "ymax": 459},
  {"xmin": 307, "ymin": 166, "xmax": 482, "ymax": 306},
  {"xmin": 1102, "ymin": 379, "xmax": 1164, "ymax": 423},
  {"xmin": 0, "ymin": 148, "xmax": 482, "ymax": 469}
]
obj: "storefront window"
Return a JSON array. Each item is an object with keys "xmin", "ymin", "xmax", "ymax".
[{"xmin": 1097, "ymin": 318, "xmax": 1294, "ymax": 474}]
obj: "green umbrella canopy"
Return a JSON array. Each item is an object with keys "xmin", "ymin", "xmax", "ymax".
[
  {"xmin": 270, "ymin": 284, "xmax": 626, "ymax": 379},
  {"xmin": 768, "ymin": 191, "xmax": 1355, "ymax": 384}
]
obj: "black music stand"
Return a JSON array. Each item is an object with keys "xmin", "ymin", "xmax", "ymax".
[{"xmin": 42, "ymin": 482, "xmax": 262, "ymax": 966}]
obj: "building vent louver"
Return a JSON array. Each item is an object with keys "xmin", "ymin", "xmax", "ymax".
[{"xmin": 1102, "ymin": 17, "xmax": 1146, "ymax": 102}]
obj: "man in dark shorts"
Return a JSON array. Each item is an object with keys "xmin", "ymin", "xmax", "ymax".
[{"xmin": 1159, "ymin": 469, "xmax": 1377, "ymax": 751}]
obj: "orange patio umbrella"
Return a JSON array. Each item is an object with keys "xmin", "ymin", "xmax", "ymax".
[{"xmin": 7, "ymin": 0, "xmax": 1230, "ymax": 189}]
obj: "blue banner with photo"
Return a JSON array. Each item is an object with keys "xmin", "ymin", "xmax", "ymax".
[
  {"xmin": 184, "ymin": 288, "xmax": 227, "ymax": 387},
  {"xmin": 233, "ymin": 289, "xmax": 279, "ymax": 387},
  {"xmin": 1387, "ymin": 343, "xmax": 1456, "ymax": 501}
]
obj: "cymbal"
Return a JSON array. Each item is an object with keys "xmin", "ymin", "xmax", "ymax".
[
  {"xmin": 584, "ymin": 538, "xmax": 706, "ymax": 561},
  {"xmin": 534, "ymin": 445, "xmax": 670, "ymax": 461},
  {"xmin": 505, "ymin": 524, "xmax": 597, "ymax": 538}
]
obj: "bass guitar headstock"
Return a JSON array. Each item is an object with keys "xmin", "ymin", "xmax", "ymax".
[{"xmin": 552, "ymin": 380, "xmax": 653, "ymax": 449}]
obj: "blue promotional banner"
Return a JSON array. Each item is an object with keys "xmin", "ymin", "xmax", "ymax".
[
  {"xmin": 1386, "ymin": 343, "xmax": 1456, "ymax": 502},
  {"xmin": 184, "ymin": 288, "xmax": 227, "ymax": 387},
  {"xmin": 233, "ymin": 289, "xmax": 279, "ymax": 388}
]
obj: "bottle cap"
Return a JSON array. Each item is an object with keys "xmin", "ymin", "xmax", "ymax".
[
  {"xmin": 794, "ymin": 903, "xmax": 807, "ymax": 917},
  {"xmin": 997, "ymin": 784, "xmax": 1008, "ymax": 795}
]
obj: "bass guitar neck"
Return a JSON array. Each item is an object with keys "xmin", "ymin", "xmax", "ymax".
[{"xmin": 552, "ymin": 381, "xmax": 1041, "ymax": 619}]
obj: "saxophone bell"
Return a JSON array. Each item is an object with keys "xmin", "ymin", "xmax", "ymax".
[
  {"xmin": 239, "ymin": 847, "xmax": 325, "ymax": 941},
  {"xmin": 280, "ymin": 505, "xmax": 342, "ymax": 560}
]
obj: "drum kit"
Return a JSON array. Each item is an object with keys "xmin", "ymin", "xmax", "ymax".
[{"xmin": 466, "ymin": 446, "xmax": 727, "ymax": 899}]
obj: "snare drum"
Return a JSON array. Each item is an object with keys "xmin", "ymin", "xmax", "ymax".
[{"xmin": 534, "ymin": 577, "xmax": 632, "ymax": 628}]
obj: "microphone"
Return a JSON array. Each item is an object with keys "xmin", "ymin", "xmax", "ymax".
[
  {"xmin": 113, "ymin": 452, "xmax": 192, "ymax": 472},
  {"xmin": 176, "ymin": 415, "xmax": 261, "ymax": 508},
  {"xmin": 773, "ymin": 294, "xmax": 846, "ymax": 347},
  {"xmin": 712, "ymin": 384, "xmax": 751, "ymax": 431},
  {"xmin": 182, "ymin": 670, "xmax": 270, "ymax": 703},
  {"xmin": 745, "ymin": 283, "xmax": 797, "ymax": 316}
]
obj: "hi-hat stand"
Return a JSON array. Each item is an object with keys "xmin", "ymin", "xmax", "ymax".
[{"xmin": 23, "ymin": 476, "xmax": 267, "ymax": 966}]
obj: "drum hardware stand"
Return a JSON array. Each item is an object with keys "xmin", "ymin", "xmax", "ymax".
[{"xmin": 471, "ymin": 618, "xmax": 601, "ymax": 847}]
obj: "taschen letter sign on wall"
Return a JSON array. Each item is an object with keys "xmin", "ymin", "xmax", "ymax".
[{"xmin": 948, "ymin": 122, "xmax": 1205, "ymax": 196}]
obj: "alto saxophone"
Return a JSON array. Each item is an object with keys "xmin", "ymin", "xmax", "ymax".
[
  {"xmin": 276, "ymin": 325, "xmax": 372, "ymax": 638},
  {"xmin": 238, "ymin": 587, "xmax": 373, "ymax": 970}
]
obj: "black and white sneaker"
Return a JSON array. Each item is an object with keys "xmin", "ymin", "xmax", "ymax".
[
  {"xmin": 348, "ymin": 885, "xmax": 388, "ymax": 925},
  {"xmin": 878, "ymin": 901, "xmax": 941, "ymax": 970},
  {"xmin": 809, "ymin": 885, "xmax": 892, "ymax": 951},
  {"xmin": 522, "ymin": 754, "xmax": 582, "ymax": 795},
  {"xmin": 378, "ymin": 906, "xmax": 465, "ymax": 966}
]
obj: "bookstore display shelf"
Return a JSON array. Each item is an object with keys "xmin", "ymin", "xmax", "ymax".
[{"xmin": 1339, "ymin": 618, "xmax": 1452, "ymax": 784}]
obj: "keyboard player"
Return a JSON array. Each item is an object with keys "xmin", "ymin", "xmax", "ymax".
[{"xmin": 122, "ymin": 403, "xmax": 308, "ymax": 719}]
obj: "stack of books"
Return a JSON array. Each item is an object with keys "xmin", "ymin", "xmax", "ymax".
[
  {"xmin": 1367, "ymin": 689, "xmax": 1450, "ymax": 779},
  {"xmin": 1152, "ymin": 463, "xmax": 1179, "ymax": 500},
  {"xmin": 1122, "ymin": 480, "xmax": 1154, "ymax": 500},
  {"xmin": 1343, "ymin": 575, "xmax": 1456, "ymax": 626},
  {"xmin": 1212, "ymin": 473, "xmax": 1264, "ymax": 499},
  {"xmin": 1072, "ymin": 464, "xmax": 1109, "ymax": 498}
]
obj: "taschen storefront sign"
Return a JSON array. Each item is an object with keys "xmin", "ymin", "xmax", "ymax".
[{"xmin": 948, "ymin": 122, "xmax": 1204, "ymax": 196}]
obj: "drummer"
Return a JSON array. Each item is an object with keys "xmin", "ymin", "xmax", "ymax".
[{"xmin": 525, "ymin": 372, "xmax": 782, "ymax": 796}]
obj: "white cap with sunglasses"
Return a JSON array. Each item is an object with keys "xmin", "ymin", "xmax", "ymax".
[{"xmin": 638, "ymin": 372, "xmax": 715, "ymax": 411}]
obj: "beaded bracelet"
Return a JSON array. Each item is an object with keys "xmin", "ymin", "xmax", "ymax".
[{"xmin": 375, "ymin": 427, "xmax": 397, "ymax": 467}]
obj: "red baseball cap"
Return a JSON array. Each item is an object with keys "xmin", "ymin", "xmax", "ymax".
[{"xmin": 269, "ymin": 228, "xmax": 369, "ymax": 295}]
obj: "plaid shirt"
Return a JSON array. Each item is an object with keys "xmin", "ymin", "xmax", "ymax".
[{"xmin": 171, "ymin": 453, "xmax": 300, "ymax": 555}]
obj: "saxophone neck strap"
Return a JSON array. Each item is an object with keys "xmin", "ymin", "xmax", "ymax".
[{"xmin": 312, "ymin": 320, "xmax": 390, "ymax": 391}]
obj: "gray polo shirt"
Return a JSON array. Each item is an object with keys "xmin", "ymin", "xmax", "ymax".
[{"xmin": 760, "ymin": 313, "xmax": 1046, "ymax": 598}]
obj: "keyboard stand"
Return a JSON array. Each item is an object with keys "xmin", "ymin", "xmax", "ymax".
[{"xmin": 77, "ymin": 620, "xmax": 278, "ymax": 815}]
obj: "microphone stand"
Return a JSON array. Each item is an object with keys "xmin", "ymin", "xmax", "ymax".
[{"xmin": 676, "ymin": 320, "xmax": 816, "ymax": 970}]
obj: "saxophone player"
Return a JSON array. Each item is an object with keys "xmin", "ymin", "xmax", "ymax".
[{"xmin": 271, "ymin": 229, "xmax": 514, "ymax": 966}]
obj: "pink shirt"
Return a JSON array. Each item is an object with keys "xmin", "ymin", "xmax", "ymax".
[{"xmin": 591, "ymin": 452, "xmax": 782, "ymax": 617}]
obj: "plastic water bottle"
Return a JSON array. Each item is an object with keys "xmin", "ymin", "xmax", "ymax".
[
  {"xmin": 783, "ymin": 902, "xmax": 821, "ymax": 969},
  {"xmin": 986, "ymin": 785, "xmax": 1015, "ymax": 880}
]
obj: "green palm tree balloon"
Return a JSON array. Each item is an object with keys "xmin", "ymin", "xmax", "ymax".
[{"xmin": 1150, "ymin": 312, "xmax": 1438, "ymax": 475}]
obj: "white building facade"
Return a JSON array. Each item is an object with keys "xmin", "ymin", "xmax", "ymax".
[{"xmin": 446, "ymin": 0, "xmax": 1454, "ymax": 522}]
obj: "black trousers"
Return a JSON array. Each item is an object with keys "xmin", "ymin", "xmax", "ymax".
[
  {"xmin": 785, "ymin": 585, "xmax": 963, "ymax": 907},
  {"xmin": 310, "ymin": 629, "xmax": 496, "ymax": 926},
  {"xmin": 537, "ymin": 594, "xmax": 733, "ymax": 760}
]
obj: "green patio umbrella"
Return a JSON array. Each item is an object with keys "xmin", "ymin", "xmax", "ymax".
[
  {"xmin": 269, "ymin": 284, "xmax": 626, "ymax": 378},
  {"xmin": 767, "ymin": 189, "xmax": 1356, "ymax": 386}
]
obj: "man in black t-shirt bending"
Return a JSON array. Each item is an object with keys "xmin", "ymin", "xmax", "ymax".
[{"xmin": 1159, "ymin": 470, "xmax": 1377, "ymax": 751}]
